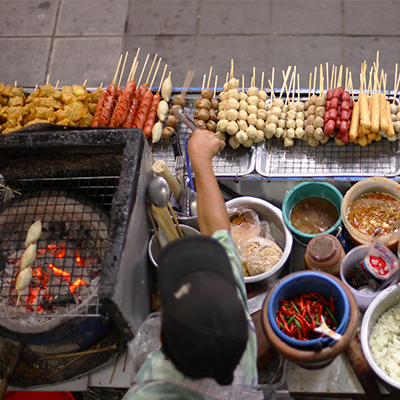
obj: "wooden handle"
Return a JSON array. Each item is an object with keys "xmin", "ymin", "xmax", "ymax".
[
  {"xmin": 0, "ymin": 342, "xmax": 25, "ymax": 399},
  {"xmin": 345, "ymin": 335, "xmax": 381, "ymax": 399}
]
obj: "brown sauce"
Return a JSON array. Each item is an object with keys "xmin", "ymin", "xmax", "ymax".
[
  {"xmin": 346, "ymin": 192, "xmax": 400, "ymax": 236},
  {"xmin": 290, "ymin": 197, "xmax": 339, "ymax": 234}
]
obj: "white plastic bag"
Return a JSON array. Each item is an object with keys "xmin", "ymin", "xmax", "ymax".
[{"xmin": 127, "ymin": 312, "xmax": 162, "ymax": 375}]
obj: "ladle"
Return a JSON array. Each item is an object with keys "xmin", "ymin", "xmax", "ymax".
[{"xmin": 147, "ymin": 176, "xmax": 170, "ymax": 208}]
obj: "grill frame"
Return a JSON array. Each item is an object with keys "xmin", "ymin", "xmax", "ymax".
[{"xmin": 0, "ymin": 125, "xmax": 153, "ymax": 344}]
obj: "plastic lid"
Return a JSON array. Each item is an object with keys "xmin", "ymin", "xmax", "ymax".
[{"xmin": 306, "ymin": 234, "xmax": 342, "ymax": 269}]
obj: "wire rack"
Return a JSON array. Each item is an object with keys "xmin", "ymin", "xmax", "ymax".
[
  {"xmin": 257, "ymin": 137, "xmax": 400, "ymax": 178},
  {"xmin": 151, "ymin": 90, "xmax": 400, "ymax": 179},
  {"xmin": 151, "ymin": 92, "xmax": 256, "ymax": 177},
  {"xmin": 0, "ymin": 176, "xmax": 118, "ymax": 319}
]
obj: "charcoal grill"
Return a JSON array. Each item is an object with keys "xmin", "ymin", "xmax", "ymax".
[{"xmin": 0, "ymin": 125, "xmax": 153, "ymax": 352}]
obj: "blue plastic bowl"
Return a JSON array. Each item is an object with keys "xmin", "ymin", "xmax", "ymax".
[{"xmin": 267, "ymin": 271, "xmax": 350, "ymax": 350}]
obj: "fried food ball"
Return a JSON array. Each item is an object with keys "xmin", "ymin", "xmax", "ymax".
[
  {"xmin": 196, "ymin": 109, "xmax": 210, "ymax": 122},
  {"xmin": 246, "ymin": 125, "xmax": 257, "ymax": 140},
  {"xmin": 227, "ymin": 109, "xmax": 239, "ymax": 121},
  {"xmin": 217, "ymin": 119, "xmax": 229, "ymax": 132},
  {"xmin": 195, "ymin": 119, "xmax": 207, "ymax": 129},
  {"xmin": 208, "ymin": 108, "xmax": 217, "ymax": 121},
  {"xmin": 226, "ymin": 120, "xmax": 239, "ymax": 136},
  {"xmin": 238, "ymin": 110, "xmax": 248, "ymax": 121},
  {"xmin": 206, "ymin": 120, "xmax": 217, "ymax": 131},
  {"xmin": 247, "ymin": 96, "xmax": 259, "ymax": 106},
  {"xmin": 247, "ymin": 87, "xmax": 259, "ymax": 97},
  {"xmin": 201, "ymin": 88, "xmax": 213, "ymax": 99},
  {"xmin": 238, "ymin": 119, "xmax": 248, "ymax": 131},
  {"xmin": 239, "ymin": 92, "xmax": 248, "ymax": 101},
  {"xmin": 236, "ymin": 129, "xmax": 248, "ymax": 144},
  {"xmin": 198, "ymin": 98, "xmax": 211, "ymax": 110},
  {"xmin": 227, "ymin": 78, "xmax": 239, "ymax": 90},
  {"xmin": 162, "ymin": 126, "xmax": 175, "ymax": 140},
  {"xmin": 210, "ymin": 97, "xmax": 219, "ymax": 110},
  {"xmin": 247, "ymin": 114, "xmax": 258, "ymax": 126},
  {"xmin": 258, "ymin": 90, "xmax": 268, "ymax": 101},
  {"xmin": 227, "ymin": 89, "xmax": 240, "ymax": 101},
  {"xmin": 228, "ymin": 98, "xmax": 239, "ymax": 110},
  {"xmin": 173, "ymin": 94, "xmax": 186, "ymax": 106},
  {"xmin": 228, "ymin": 134, "xmax": 240, "ymax": 149}
]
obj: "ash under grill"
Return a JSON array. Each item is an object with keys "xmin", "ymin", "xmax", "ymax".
[{"xmin": 0, "ymin": 184, "xmax": 113, "ymax": 321}]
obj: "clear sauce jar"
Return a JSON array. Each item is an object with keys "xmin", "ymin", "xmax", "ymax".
[{"xmin": 304, "ymin": 234, "xmax": 345, "ymax": 277}]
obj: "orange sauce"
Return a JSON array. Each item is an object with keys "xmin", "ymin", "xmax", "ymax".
[{"xmin": 346, "ymin": 192, "xmax": 400, "ymax": 236}]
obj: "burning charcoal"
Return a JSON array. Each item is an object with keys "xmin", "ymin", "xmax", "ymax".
[{"xmin": 40, "ymin": 293, "xmax": 75, "ymax": 310}]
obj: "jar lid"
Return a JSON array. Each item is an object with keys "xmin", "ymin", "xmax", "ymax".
[{"xmin": 306, "ymin": 234, "xmax": 342, "ymax": 269}]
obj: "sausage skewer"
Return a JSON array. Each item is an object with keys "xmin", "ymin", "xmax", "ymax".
[{"xmin": 144, "ymin": 63, "xmax": 167, "ymax": 138}]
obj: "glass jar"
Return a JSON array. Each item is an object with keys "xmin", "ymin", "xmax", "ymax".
[{"xmin": 304, "ymin": 234, "xmax": 345, "ymax": 277}]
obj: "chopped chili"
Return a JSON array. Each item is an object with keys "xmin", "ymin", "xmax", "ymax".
[{"xmin": 275, "ymin": 291, "xmax": 339, "ymax": 341}]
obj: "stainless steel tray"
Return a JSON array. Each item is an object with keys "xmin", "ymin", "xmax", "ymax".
[
  {"xmin": 256, "ymin": 138, "xmax": 400, "ymax": 178},
  {"xmin": 256, "ymin": 94, "xmax": 400, "ymax": 178},
  {"xmin": 151, "ymin": 92, "xmax": 256, "ymax": 177}
]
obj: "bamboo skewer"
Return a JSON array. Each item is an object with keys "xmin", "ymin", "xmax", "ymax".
[
  {"xmin": 146, "ymin": 53, "xmax": 158, "ymax": 85},
  {"xmin": 118, "ymin": 51, "xmax": 129, "ymax": 87},
  {"xmin": 137, "ymin": 53, "xmax": 149, "ymax": 87}
]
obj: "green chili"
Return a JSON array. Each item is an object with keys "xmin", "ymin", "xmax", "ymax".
[{"xmin": 325, "ymin": 306, "xmax": 338, "ymax": 327}]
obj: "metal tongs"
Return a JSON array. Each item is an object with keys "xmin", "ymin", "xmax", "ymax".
[{"xmin": 174, "ymin": 107, "xmax": 198, "ymax": 217}]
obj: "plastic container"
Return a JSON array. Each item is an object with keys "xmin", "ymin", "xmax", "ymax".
[
  {"xmin": 225, "ymin": 196, "xmax": 293, "ymax": 287},
  {"xmin": 305, "ymin": 234, "xmax": 345, "ymax": 277},
  {"xmin": 148, "ymin": 224, "xmax": 200, "ymax": 267},
  {"xmin": 340, "ymin": 244, "xmax": 397, "ymax": 313},
  {"xmin": 360, "ymin": 283, "xmax": 400, "ymax": 396},
  {"xmin": 262, "ymin": 270, "xmax": 359, "ymax": 369},
  {"xmin": 282, "ymin": 181, "xmax": 343, "ymax": 245},
  {"xmin": 341, "ymin": 177, "xmax": 400, "ymax": 250},
  {"xmin": 266, "ymin": 271, "xmax": 350, "ymax": 350}
]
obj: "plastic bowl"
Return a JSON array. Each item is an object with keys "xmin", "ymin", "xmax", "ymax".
[
  {"xmin": 360, "ymin": 283, "xmax": 400, "ymax": 396},
  {"xmin": 148, "ymin": 224, "xmax": 200, "ymax": 268},
  {"xmin": 267, "ymin": 271, "xmax": 350, "ymax": 350},
  {"xmin": 341, "ymin": 177, "xmax": 400, "ymax": 250},
  {"xmin": 262, "ymin": 270, "xmax": 359, "ymax": 369},
  {"xmin": 225, "ymin": 196, "xmax": 293, "ymax": 287},
  {"xmin": 340, "ymin": 244, "xmax": 397, "ymax": 313},
  {"xmin": 282, "ymin": 181, "xmax": 343, "ymax": 245}
]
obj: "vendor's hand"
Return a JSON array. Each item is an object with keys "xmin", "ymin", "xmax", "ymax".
[{"xmin": 187, "ymin": 129, "xmax": 226, "ymax": 165}]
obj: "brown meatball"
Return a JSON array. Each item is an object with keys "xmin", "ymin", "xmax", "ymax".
[
  {"xmin": 173, "ymin": 94, "xmax": 187, "ymax": 106},
  {"xmin": 201, "ymin": 88, "xmax": 213, "ymax": 100}
]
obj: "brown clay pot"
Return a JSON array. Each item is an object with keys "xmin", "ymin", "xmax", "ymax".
[{"xmin": 261, "ymin": 270, "xmax": 360, "ymax": 370}]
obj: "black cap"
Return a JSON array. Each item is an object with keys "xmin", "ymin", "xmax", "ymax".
[{"xmin": 157, "ymin": 235, "xmax": 248, "ymax": 385}]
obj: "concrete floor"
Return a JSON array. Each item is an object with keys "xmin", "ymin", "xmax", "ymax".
[{"xmin": 2, "ymin": 0, "xmax": 400, "ymax": 93}]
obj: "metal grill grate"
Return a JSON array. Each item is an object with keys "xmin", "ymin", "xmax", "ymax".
[{"xmin": 0, "ymin": 175, "xmax": 119, "ymax": 319}]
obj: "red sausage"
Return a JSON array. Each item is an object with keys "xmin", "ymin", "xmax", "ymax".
[
  {"xmin": 110, "ymin": 80, "xmax": 137, "ymax": 127},
  {"xmin": 324, "ymin": 119, "xmax": 336, "ymax": 135},
  {"xmin": 91, "ymin": 89, "xmax": 108, "ymax": 127},
  {"xmin": 133, "ymin": 89, "xmax": 154, "ymax": 129}
]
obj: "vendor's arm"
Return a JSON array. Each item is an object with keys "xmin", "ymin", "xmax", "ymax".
[{"xmin": 187, "ymin": 129, "xmax": 229, "ymax": 236}]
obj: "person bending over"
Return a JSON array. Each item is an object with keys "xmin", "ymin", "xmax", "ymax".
[{"xmin": 123, "ymin": 129, "xmax": 263, "ymax": 399}]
